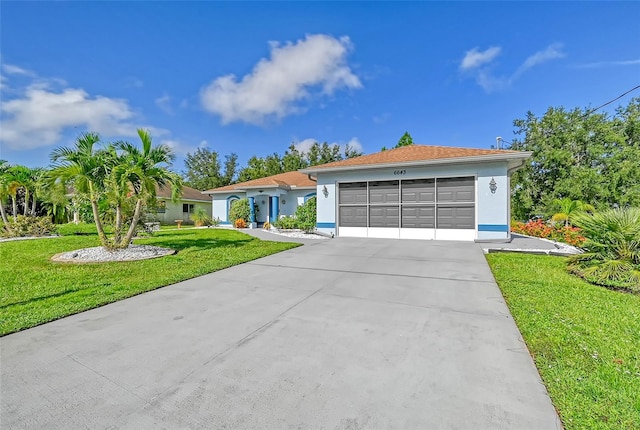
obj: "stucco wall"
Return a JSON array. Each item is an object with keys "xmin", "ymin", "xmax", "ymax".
[
  {"xmin": 211, "ymin": 188, "xmax": 315, "ymax": 224},
  {"xmin": 154, "ymin": 199, "xmax": 212, "ymax": 225},
  {"xmin": 314, "ymin": 161, "xmax": 510, "ymax": 240}
]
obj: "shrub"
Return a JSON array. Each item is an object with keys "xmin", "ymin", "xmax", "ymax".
[
  {"xmin": 190, "ymin": 207, "xmax": 212, "ymax": 226},
  {"xmin": 234, "ymin": 218, "xmax": 247, "ymax": 229},
  {"xmin": 2, "ymin": 216, "xmax": 57, "ymax": 238},
  {"xmin": 511, "ymin": 219, "xmax": 586, "ymax": 247},
  {"xmin": 211, "ymin": 217, "xmax": 221, "ymax": 227},
  {"xmin": 294, "ymin": 197, "xmax": 317, "ymax": 232},
  {"xmin": 263, "ymin": 221, "xmax": 271, "ymax": 230},
  {"xmin": 568, "ymin": 208, "xmax": 640, "ymax": 292},
  {"xmin": 229, "ymin": 198, "xmax": 250, "ymax": 224},
  {"xmin": 274, "ymin": 216, "xmax": 298, "ymax": 230}
]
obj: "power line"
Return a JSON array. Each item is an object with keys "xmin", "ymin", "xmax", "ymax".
[{"xmin": 497, "ymin": 84, "xmax": 640, "ymax": 148}]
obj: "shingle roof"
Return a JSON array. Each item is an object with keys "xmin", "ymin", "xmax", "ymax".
[
  {"xmin": 203, "ymin": 171, "xmax": 316, "ymax": 193},
  {"xmin": 156, "ymin": 184, "xmax": 210, "ymax": 201},
  {"xmin": 301, "ymin": 144, "xmax": 528, "ymax": 172}
]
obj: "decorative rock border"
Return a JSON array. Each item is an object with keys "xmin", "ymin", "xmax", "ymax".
[{"xmin": 52, "ymin": 245, "xmax": 176, "ymax": 263}]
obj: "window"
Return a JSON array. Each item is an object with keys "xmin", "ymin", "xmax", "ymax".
[
  {"xmin": 182, "ymin": 203, "xmax": 194, "ymax": 213},
  {"xmin": 156, "ymin": 201, "xmax": 166, "ymax": 214}
]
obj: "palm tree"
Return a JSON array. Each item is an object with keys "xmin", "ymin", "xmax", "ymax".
[
  {"xmin": 550, "ymin": 198, "xmax": 595, "ymax": 227},
  {"xmin": 0, "ymin": 160, "xmax": 10, "ymax": 224},
  {"xmin": 112, "ymin": 129, "xmax": 182, "ymax": 248},
  {"xmin": 6, "ymin": 165, "xmax": 32, "ymax": 221},
  {"xmin": 50, "ymin": 132, "xmax": 113, "ymax": 247}
]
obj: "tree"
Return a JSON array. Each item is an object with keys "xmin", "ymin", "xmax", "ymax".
[
  {"xmin": 113, "ymin": 129, "xmax": 182, "ymax": 248},
  {"xmin": 344, "ymin": 143, "xmax": 363, "ymax": 159},
  {"xmin": 396, "ymin": 132, "xmax": 414, "ymax": 147},
  {"xmin": 509, "ymin": 98, "xmax": 640, "ymax": 220},
  {"xmin": 550, "ymin": 198, "xmax": 594, "ymax": 226},
  {"xmin": 183, "ymin": 147, "xmax": 222, "ymax": 190},
  {"xmin": 282, "ymin": 144, "xmax": 308, "ymax": 172},
  {"xmin": 238, "ymin": 156, "xmax": 268, "ymax": 182},
  {"xmin": 222, "ymin": 153, "xmax": 238, "ymax": 186},
  {"xmin": 50, "ymin": 132, "xmax": 112, "ymax": 246},
  {"xmin": 0, "ymin": 160, "xmax": 10, "ymax": 224}
]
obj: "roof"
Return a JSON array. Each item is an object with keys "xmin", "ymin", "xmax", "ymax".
[
  {"xmin": 300, "ymin": 144, "xmax": 531, "ymax": 173},
  {"xmin": 203, "ymin": 171, "xmax": 316, "ymax": 194},
  {"xmin": 156, "ymin": 184, "xmax": 211, "ymax": 201}
]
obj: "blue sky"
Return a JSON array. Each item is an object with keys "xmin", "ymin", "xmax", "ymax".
[{"xmin": 1, "ymin": 1, "xmax": 639, "ymax": 175}]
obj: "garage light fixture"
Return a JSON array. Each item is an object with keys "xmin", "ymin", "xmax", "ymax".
[
  {"xmin": 489, "ymin": 178, "xmax": 497, "ymax": 194},
  {"xmin": 322, "ymin": 185, "xmax": 329, "ymax": 198}
]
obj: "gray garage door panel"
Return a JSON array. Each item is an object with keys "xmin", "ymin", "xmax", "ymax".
[
  {"xmin": 339, "ymin": 206, "xmax": 367, "ymax": 227},
  {"xmin": 339, "ymin": 182, "xmax": 367, "ymax": 205},
  {"xmin": 369, "ymin": 181, "xmax": 399, "ymax": 204},
  {"xmin": 402, "ymin": 179, "xmax": 435, "ymax": 203},
  {"xmin": 437, "ymin": 177, "xmax": 475, "ymax": 203},
  {"xmin": 402, "ymin": 205, "xmax": 435, "ymax": 228},
  {"xmin": 437, "ymin": 205, "xmax": 475, "ymax": 229},
  {"xmin": 369, "ymin": 206, "xmax": 399, "ymax": 228}
]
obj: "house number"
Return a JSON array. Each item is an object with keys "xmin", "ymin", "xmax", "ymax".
[{"xmin": 393, "ymin": 169, "xmax": 406, "ymax": 175}]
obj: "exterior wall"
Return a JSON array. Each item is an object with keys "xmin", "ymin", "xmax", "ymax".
[
  {"xmin": 211, "ymin": 188, "xmax": 315, "ymax": 224},
  {"xmin": 155, "ymin": 199, "xmax": 212, "ymax": 225},
  {"xmin": 211, "ymin": 192, "xmax": 245, "ymax": 224},
  {"xmin": 315, "ymin": 161, "xmax": 510, "ymax": 241}
]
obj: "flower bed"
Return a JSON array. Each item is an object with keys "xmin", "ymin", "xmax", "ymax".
[{"xmin": 511, "ymin": 219, "xmax": 586, "ymax": 247}]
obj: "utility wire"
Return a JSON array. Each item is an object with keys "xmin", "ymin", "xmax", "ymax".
[{"xmin": 497, "ymin": 84, "xmax": 640, "ymax": 148}]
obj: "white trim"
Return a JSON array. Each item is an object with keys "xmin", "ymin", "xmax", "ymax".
[
  {"xmin": 368, "ymin": 227, "xmax": 400, "ymax": 239},
  {"xmin": 400, "ymin": 228, "xmax": 435, "ymax": 240},
  {"xmin": 338, "ymin": 227, "xmax": 368, "ymax": 238},
  {"xmin": 434, "ymin": 229, "xmax": 476, "ymax": 241}
]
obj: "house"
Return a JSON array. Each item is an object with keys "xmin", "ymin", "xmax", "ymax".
[
  {"xmin": 202, "ymin": 171, "xmax": 317, "ymax": 225},
  {"xmin": 300, "ymin": 144, "xmax": 531, "ymax": 241},
  {"xmin": 153, "ymin": 185, "xmax": 212, "ymax": 225}
]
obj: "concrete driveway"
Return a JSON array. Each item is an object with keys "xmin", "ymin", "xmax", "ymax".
[{"xmin": 1, "ymin": 238, "xmax": 561, "ymax": 429}]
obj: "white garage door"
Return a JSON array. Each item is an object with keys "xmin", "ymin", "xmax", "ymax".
[{"xmin": 337, "ymin": 177, "xmax": 475, "ymax": 240}]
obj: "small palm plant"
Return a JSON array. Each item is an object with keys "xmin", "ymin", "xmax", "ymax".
[
  {"xmin": 550, "ymin": 198, "xmax": 594, "ymax": 226},
  {"xmin": 568, "ymin": 207, "xmax": 640, "ymax": 292},
  {"xmin": 190, "ymin": 207, "xmax": 212, "ymax": 226}
]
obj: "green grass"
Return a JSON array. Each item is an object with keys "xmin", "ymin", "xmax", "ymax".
[
  {"xmin": 0, "ymin": 228, "xmax": 300, "ymax": 336},
  {"xmin": 486, "ymin": 253, "xmax": 640, "ymax": 430}
]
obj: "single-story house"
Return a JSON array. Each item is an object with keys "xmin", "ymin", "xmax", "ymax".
[
  {"xmin": 202, "ymin": 171, "xmax": 317, "ymax": 225},
  {"xmin": 153, "ymin": 185, "xmax": 212, "ymax": 224},
  {"xmin": 300, "ymin": 144, "xmax": 531, "ymax": 241}
]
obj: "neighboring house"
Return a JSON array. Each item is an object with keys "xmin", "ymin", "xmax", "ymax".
[
  {"xmin": 202, "ymin": 171, "xmax": 316, "ymax": 225},
  {"xmin": 300, "ymin": 144, "xmax": 531, "ymax": 241},
  {"xmin": 153, "ymin": 185, "xmax": 212, "ymax": 224}
]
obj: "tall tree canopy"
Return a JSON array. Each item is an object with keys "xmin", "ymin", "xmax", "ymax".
[
  {"xmin": 237, "ymin": 141, "xmax": 361, "ymax": 182},
  {"xmin": 509, "ymin": 97, "xmax": 640, "ymax": 220},
  {"xmin": 183, "ymin": 148, "xmax": 238, "ymax": 190},
  {"xmin": 382, "ymin": 132, "xmax": 414, "ymax": 151}
]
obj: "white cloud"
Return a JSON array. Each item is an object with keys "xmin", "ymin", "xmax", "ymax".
[
  {"xmin": 0, "ymin": 80, "xmax": 165, "ymax": 150},
  {"xmin": 155, "ymin": 93, "xmax": 173, "ymax": 115},
  {"xmin": 2, "ymin": 63, "xmax": 36, "ymax": 77},
  {"xmin": 200, "ymin": 34, "xmax": 362, "ymax": 124},
  {"xmin": 460, "ymin": 47, "xmax": 501, "ymax": 70},
  {"xmin": 293, "ymin": 138, "xmax": 317, "ymax": 153},
  {"xmin": 576, "ymin": 58, "xmax": 640, "ymax": 68},
  {"xmin": 461, "ymin": 43, "xmax": 565, "ymax": 93},
  {"xmin": 512, "ymin": 43, "xmax": 565, "ymax": 79}
]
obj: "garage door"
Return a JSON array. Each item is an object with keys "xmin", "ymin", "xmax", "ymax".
[{"xmin": 337, "ymin": 177, "xmax": 475, "ymax": 240}]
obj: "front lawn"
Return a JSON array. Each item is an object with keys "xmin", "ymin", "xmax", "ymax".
[
  {"xmin": 487, "ymin": 253, "xmax": 640, "ymax": 430},
  {"xmin": 0, "ymin": 229, "xmax": 300, "ymax": 336}
]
